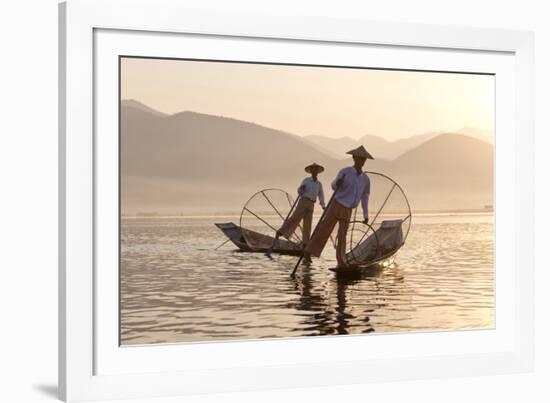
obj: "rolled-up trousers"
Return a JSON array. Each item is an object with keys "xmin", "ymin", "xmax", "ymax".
[
  {"xmin": 278, "ymin": 198, "xmax": 314, "ymax": 243},
  {"xmin": 305, "ymin": 200, "xmax": 352, "ymax": 267}
]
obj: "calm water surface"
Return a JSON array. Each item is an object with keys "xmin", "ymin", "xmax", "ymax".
[{"xmin": 120, "ymin": 213, "xmax": 494, "ymax": 344}]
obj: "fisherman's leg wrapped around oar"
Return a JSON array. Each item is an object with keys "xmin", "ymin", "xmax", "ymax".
[
  {"xmin": 335, "ymin": 208, "xmax": 352, "ymax": 267},
  {"xmin": 278, "ymin": 198, "xmax": 314, "ymax": 242},
  {"xmin": 305, "ymin": 200, "xmax": 352, "ymax": 266},
  {"xmin": 301, "ymin": 203, "xmax": 313, "ymax": 244}
]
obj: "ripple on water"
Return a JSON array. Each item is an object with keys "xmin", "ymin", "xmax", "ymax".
[{"xmin": 120, "ymin": 216, "xmax": 495, "ymax": 344}]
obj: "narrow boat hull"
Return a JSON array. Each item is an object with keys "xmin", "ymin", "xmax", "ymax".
[
  {"xmin": 214, "ymin": 222, "xmax": 302, "ymax": 256},
  {"xmin": 329, "ymin": 252, "xmax": 398, "ymax": 278}
]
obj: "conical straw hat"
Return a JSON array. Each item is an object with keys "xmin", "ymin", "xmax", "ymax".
[
  {"xmin": 346, "ymin": 145, "xmax": 374, "ymax": 160},
  {"xmin": 304, "ymin": 162, "xmax": 325, "ymax": 173}
]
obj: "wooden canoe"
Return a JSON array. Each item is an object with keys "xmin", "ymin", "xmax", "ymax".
[{"xmin": 214, "ymin": 222, "xmax": 303, "ymax": 256}]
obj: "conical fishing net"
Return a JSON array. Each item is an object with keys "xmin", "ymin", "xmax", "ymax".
[
  {"xmin": 239, "ymin": 188, "xmax": 303, "ymax": 253},
  {"xmin": 345, "ymin": 172, "xmax": 411, "ymax": 266}
]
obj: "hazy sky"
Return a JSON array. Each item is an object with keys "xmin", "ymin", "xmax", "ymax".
[{"xmin": 121, "ymin": 57, "xmax": 494, "ymax": 141}]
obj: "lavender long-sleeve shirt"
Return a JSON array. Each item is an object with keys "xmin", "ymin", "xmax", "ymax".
[
  {"xmin": 331, "ymin": 167, "xmax": 371, "ymax": 219},
  {"xmin": 298, "ymin": 177, "xmax": 326, "ymax": 208}
]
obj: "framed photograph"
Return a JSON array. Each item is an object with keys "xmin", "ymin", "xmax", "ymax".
[{"xmin": 59, "ymin": 0, "xmax": 534, "ymax": 401}]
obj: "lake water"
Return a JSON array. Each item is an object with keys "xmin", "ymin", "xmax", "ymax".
[{"xmin": 120, "ymin": 213, "xmax": 494, "ymax": 345}]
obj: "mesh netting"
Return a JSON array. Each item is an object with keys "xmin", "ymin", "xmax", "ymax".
[
  {"xmin": 239, "ymin": 189, "xmax": 303, "ymax": 252},
  {"xmin": 344, "ymin": 172, "xmax": 411, "ymax": 266}
]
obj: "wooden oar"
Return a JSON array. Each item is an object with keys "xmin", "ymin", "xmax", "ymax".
[
  {"xmin": 213, "ymin": 238, "xmax": 231, "ymax": 250},
  {"xmin": 265, "ymin": 195, "xmax": 302, "ymax": 257},
  {"xmin": 291, "ymin": 175, "xmax": 345, "ymax": 277},
  {"xmin": 282, "ymin": 194, "xmax": 302, "ymax": 244}
]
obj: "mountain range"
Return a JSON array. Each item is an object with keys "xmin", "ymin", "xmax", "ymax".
[
  {"xmin": 121, "ymin": 99, "xmax": 493, "ymax": 214},
  {"xmin": 304, "ymin": 128, "xmax": 492, "ymax": 160}
]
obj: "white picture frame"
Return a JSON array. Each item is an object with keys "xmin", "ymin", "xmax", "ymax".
[{"xmin": 59, "ymin": 0, "xmax": 534, "ymax": 401}]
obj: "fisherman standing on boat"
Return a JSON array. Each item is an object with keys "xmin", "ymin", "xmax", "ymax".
[
  {"xmin": 303, "ymin": 146, "xmax": 374, "ymax": 268},
  {"xmin": 266, "ymin": 163, "xmax": 326, "ymax": 259}
]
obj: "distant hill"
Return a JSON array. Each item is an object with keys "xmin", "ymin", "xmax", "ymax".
[
  {"xmin": 393, "ymin": 133, "xmax": 492, "ymax": 171},
  {"xmin": 387, "ymin": 132, "xmax": 441, "ymax": 160},
  {"xmin": 305, "ymin": 132, "xmax": 440, "ymax": 160},
  {"xmin": 304, "ymin": 135, "xmax": 387, "ymax": 160},
  {"xmin": 305, "ymin": 128, "xmax": 492, "ymax": 161},
  {"xmin": 121, "ymin": 107, "xmax": 337, "ymax": 182},
  {"xmin": 455, "ymin": 126, "xmax": 494, "ymax": 144},
  {"xmin": 121, "ymin": 99, "xmax": 168, "ymax": 117},
  {"xmin": 120, "ymin": 101, "xmax": 493, "ymax": 214},
  {"xmin": 388, "ymin": 134, "xmax": 493, "ymax": 210},
  {"xmin": 121, "ymin": 104, "xmax": 343, "ymax": 213}
]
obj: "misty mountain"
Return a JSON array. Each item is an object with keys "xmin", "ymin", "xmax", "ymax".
[
  {"xmin": 121, "ymin": 99, "xmax": 168, "ymax": 117},
  {"xmin": 304, "ymin": 135, "xmax": 375, "ymax": 159},
  {"xmin": 121, "ymin": 101, "xmax": 493, "ymax": 214},
  {"xmin": 121, "ymin": 102, "xmax": 343, "ymax": 213},
  {"xmin": 393, "ymin": 133, "xmax": 493, "ymax": 174},
  {"xmin": 455, "ymin": 126, "xmax": 494, "ymax": 144},
  {"xmin": 304, "ymin": 132, "xmax": 440, "ymax": 160},
  {"xmin": 388, "ymin": 134, "xmax": 493, "ymax": 209},
  {"xmin": 121, "ymin": 103, "xmax": 338, "ymax": 183},
  {"xmin": 305, "ymin": 128, "xmax": 492, "ymax": 161}
]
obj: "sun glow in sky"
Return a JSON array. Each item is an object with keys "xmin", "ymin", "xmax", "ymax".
[{"xmin": 121, "ymin": 57, "xmax": 494, "ymax": 142}]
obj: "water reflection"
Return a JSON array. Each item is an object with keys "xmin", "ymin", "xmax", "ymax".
[
  {"xmin": 288, "ymin": 262, "xmax": 411, "ymax": 337},
  {"xmin": 120, "ymin": 214, "xmax": 494, "ymax": 345}
]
